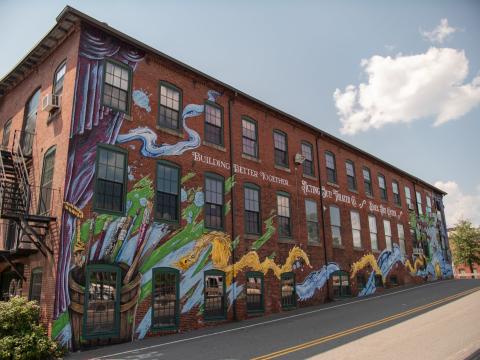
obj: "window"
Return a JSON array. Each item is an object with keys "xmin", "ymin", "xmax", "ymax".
[
  {"xmin": 325, "ymin": 151, "xmax": 337, "ymax": 184},
  {"xmin": 158, "ymin": 82, "xmax": 182, "ymax": 130},
  {"xmin": 204, "ymin": 103, "xmax": 223, "ymax": 145},
  {"xmin": 242, "ymin": 117, "xmax": 258, "ymax": 158},
  {"xmin": 368, "ymin": 215, "xmax": 378, "ymax": 251},
  {"xmin": 426, "ymin": 196, "xmax": 432, "ymax": 214},
  {"xmin": 21, "ymin": 88, "xmax": 40, "ymax": 156},
  {"xmin": 397, "ymin": 224, "xmax": 405, "ymax": 255},
  {"xmin": 331, "ymin": 270, "xmax": 351, "ymax": 297},
  {"xmin": 392, "ymin": 180, "xmax": 401, "ymax": 206},
  {"xmin": 29, "ymin": 268, "xmax": 43, "ymax": 303},
  {"xmin": 83, "ymin": 265, "xmax": 121, "ymax": 338},
  {"xmin": 246, "ymin": 272, "xmax": 264, "ymax": 313},
  {"xmin": 305, "ymin": 200, "xmax": 319, "ymax": 244},
  {"xmin": 2, "ymin": 119, "xmax": 11, "ymax": 149},
  {"xmin": 350, "ymin": 210, "xmax": 362, "ymax": 248},
  {"xmin": 374, "ymin": 274, "xmax": 383, "ymax": 288},
  {"xmin": 416, "ymin": 191, "xmax": 423, "ymax": 215},
  {"xmin": 103, "ymin": 60, "xmax": 131, "ymax": 113},
  {"xmin": 301, "ymin": 142, "xmax": 314, "ymax": 176},
  {"xmin": 204, "ymin": 270, "xmax": 226, "ymax": 319},
  {"xmin": 378, "ymin": 174, "xmax": 387, "ymax": 200},
  {"xmin": 383, "ymin": 219, "xmax": 392, "ymax": 251},
  {"xmin": 277, "ymin": 193, "xmax": 291, "ymax": 237},
  {"xmin": 156, "ymin": 162, "xmax": 180, "ymax": 222},
  {"xmin": 53, "ymin": 61, "xmax": 66, "ymax": 97},
  {"xmin": 405, "ymin": 186, "xmax": 413, "ymax": 209},
  {"xmin": 274, "ymin": 130, "xmax": 288, "ymax": 167},
  {"xmin": 244, "ymin": 184, "xmax": 261, "ymax": 234},
  {"xmin": 38, "ymin": 146, "xmax": 56, "ymax": 216},
  {"xmin": 363, "ymin": 167, "xmax": 373, "ymax": 197},
  {"xmin": 389, "ymin": 275, "xmax": 398, "ymax": 286},
  {"xmin": 281, "ymin": 272, "xmax": 296, "ymax": 309},
  {"xmin": 356, "ymin": 274, "xmax": 366, "ymax": 291},
  {"xmin": 330, "ymin": 205, "xmax": 341, "ymax": 246},
  {"xmin": 94, "ymin": 145, "xmax": 127, "ymax": 214},
  {"xmin": 345, "ymin": 160, "xmax": 357, "ymax": 191},
  {"xmin": 205, "ymin": 174, "xmax": 224, "ymax": 229},
  {"xmin": 152, "ymin": 267, "xmax": 179, "ymax": 329}
]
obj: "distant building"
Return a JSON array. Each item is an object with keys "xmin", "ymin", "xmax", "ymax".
[{"xmin": 0, "ymin": 6, "xmax": 453, "ymax": 350}]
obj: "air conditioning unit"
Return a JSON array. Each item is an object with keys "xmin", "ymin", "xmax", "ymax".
[
  {"xmin": 294, "ymin": 153, "xmax": 306, "ymax": 164},
  {"xmin": 41, "ymin": 94, "xmax": 61, "ymax": 112}
]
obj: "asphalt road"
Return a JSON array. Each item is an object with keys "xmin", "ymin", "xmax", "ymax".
[{"xmin": 68, "ymin": 279, "xmax": 480, "ymax": 360}]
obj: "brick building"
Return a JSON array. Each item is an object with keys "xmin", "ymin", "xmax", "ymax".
[{"xmin": 0, "ymin": 7, "xmax": 452, "ymax": 350}]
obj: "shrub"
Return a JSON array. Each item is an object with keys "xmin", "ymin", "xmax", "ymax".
[{"xmin": 0, "ymin": 296, "xmax": 64, "ymax": 360}]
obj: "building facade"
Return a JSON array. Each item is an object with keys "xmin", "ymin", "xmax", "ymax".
[{"xmin": 0, "ymin": 7, "xmax": 452, "ymax": 350}]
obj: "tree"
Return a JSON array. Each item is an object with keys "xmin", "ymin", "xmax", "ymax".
[{"xmin": 450, "ymin": 220, "xmax": 480, "ymax": 278}]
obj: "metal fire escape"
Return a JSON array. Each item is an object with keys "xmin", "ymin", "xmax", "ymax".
[{"xmin": 0, "ymin": 132, "xmax": 54, "ymax": 262}]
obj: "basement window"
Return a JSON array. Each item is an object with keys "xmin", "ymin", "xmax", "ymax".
[
  {"xmin": 204, "ymin": 270, "xmax": 226, "ymax": 320},
  {"xmin": 152, "ymin": 267, "xmax": 179, "ymax": 330},
  {"xmin": 281, "ymin": 272, "xmax": 296, "ymax": 309},
  {"xmin": 246, "ymin": 272, "xmax": 264, "ymax": 313}
]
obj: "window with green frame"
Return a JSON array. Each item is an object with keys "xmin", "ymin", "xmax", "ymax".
[
  {"xmin": 158, "ymin": 81, "xmax": 182, "ymax": 130},
  {"xmin": 244, "ymin": 183, "xmax": 261, "ymax": 235},
  {"xmin": 204, "ymin": 102, "xmax": 223, "ymax": 146},
  {"xmin": 331, "ymin": 270, "xmax": 351, "ymax": 298},
  {"xmin": 242, "ymin": 117, "xmax": 258, "ymax": 158},
  {"xmin": 156, "ymin": 161, "xmax": 180, "ymax": 223},
  {"xmin": 29, "ymin": 268, "xmax": 43, "ymax": 303},
  {"xmin": 102, "ymin": 60, "xmax": 132, "ymax": 113},
  {"xmin": 204, "ymin": 269, "xmax": 226, "ymax": 320},
  {"xmin": 152, "ymin": 267, "xmax": 180, "ymax": 330},
  {"xmin": 94, "ymin": 144, "xmax": 128, "ymax": 215},
  {"xmin": 246, "ymin": 272, "xmax": 264, "ymax": 313},
  {"xmin": 83, "ymin": 264, "xmax": 121, "ymax": 338},
  {"xmin": 281, "ymin": 272, "xmax": 296, "ymax": 309},
  {"xmin": 204, "ymin": 173, "xmax": 224, "ymax": 230}
]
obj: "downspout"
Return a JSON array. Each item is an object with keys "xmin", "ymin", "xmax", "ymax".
[
  {"xmin": 228, "ymin": 94, "xmax": 237, "ymax": 321},
  {"xmin": 315, "ymin": 135, "xmax": 331, "ymax": 301}
]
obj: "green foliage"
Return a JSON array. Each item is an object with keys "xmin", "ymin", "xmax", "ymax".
[
  {"xmin": 450, "ymin": 220, "xmax": 480, "ymax": 272},
  {"xmin": 0, "ymin": 297, "xmax": 64, "ymax": 360}
]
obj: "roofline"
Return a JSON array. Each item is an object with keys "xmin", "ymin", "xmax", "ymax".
[{"xmin": 1, "ymin": 5, "xmax": 447, "ymax": 195}]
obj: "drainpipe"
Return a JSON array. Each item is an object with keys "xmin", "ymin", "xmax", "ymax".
[
  {"xmin": 228, "ymin": 94, "xmax": 237, "ymax": 321},
  {"xmin": 315, "ymin": 135, "xmax": 331, "ymax": 301}
]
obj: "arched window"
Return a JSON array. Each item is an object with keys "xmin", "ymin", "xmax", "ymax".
[{"xmin": 331, "ymin": 270, "xmax": 351, "ymax": 298}]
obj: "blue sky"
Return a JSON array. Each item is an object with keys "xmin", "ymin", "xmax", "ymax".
[{"xmin": 1, "ymin": 0, "xmax": 479, "ymax": 225}]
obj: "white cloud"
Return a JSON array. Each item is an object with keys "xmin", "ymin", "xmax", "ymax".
[
  {"xmin": 334, "ymin": 47, "xmax": 480, "ymax": 135},
  {"xmin": 434, "ymin": 180, "xmax": 480, "ymax": 227},
  {"xmin": 421, "ymin": 18, "xmax": 457, "ymax": 44}
]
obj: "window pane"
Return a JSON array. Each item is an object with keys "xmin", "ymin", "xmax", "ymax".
[
  {"xmin": 277, "ymin": 195, "xmax": 290, "ymax": 217},
  {"xmin": 103, "ymin": 61, "xmax": 130, "ymax": 112},
  {"xmin": 281, "ymin": 273, "xmax": 295, "ymax": 308},
  {"xmin": 301, "ymin": 143, "xmax": 313, "ymax": 161},
  {"xmin": 152, "ymin": 270, "xmax": 178, "ymax": 328},
  {"xmin": 242, "ymin": 119, "xmax": 257, "ymax": 157},
  {"xmin": 95, "ymin": 147, "xmax": 125, "ymax": 212},
  {"xmin": 325, "ymin": 153, "xmax": 335, "ymax": 169},
  {"xmin": 305, "ymin": 200, "xmax": 318, "ymax": 221},
  {"xmin": 274, "ymin": 132, "xmax": 286, "ymax": 151},
  {"xmin": 204, "ymin": 273, "xmax": 225, "ymax": 318},
  {"xmin": 246, "ymin": 274, "xmax": 263, "ymax": 312},
  {"xmin": 329, "ymin": 206, "xmax": 340, "ymax": 227}
]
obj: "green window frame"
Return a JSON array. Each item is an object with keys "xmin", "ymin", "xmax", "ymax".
[
  {"xmin": 204, "ymin": 101, "xmax": 224, "ymax": 146},
  {"xmin": 93, "ymin": 144, "xmax": 128, "ymax": 216},
  {"xmin": 151, "ymin": 267, "xmax": 180, "ymax": 330},
  {"xmin": 158, "ymin": 81, "xmax": 183, "ymax": 131},
  {"xmin": 276, "ymin": 191, "xmax": 292, "ymax": 238},
  {"xmin": 325, "ymin": 151, "xmax": 337, "ymax": 184},
  {"xmin": 155, "ymin": 161, "xmax": 181, "ymax": 223},
  {"xmin": 28, "ymin": 267, "xmax": 43, "ymax": 303},
  {"xmin": 281, "ymin": 272, "xmax": 296, "ymax": 309},
  {"xmin": 204, "ymin": 173, "xmax": 225, "ymax": 230},
  {"xmin": 204, "ymin": 269, "xmax": 226, "ymax": 320},
  {"xmin": 273, "ymin": 130, "xmax": 288, "ymax": 168},
  {"xmin": 83, "ymin": 264, "xmax": 121, "ymax": 339},
  {"xmin": 378, "ymin": 173, "xmax": 387, "ymax": 201},
  {"xmin": 331, "ymin": 270, "xmax": 351, "ymax": 298},
  {"xmin": 244, "ymin": 183, "xmax": 261, "ymax": 235},
  {"xmin": 242, "ymin": 116, "xmax": 258, "ymax": 158},
  {"xmin": 102, "ymin": 59, "xmax": 132, "ymax": 114},
  {"xmin": 38, "ymin": 146, "xmax": 56, "ymax": 216},
  {"xmin": 246, "ymin": 271, "xmax": 264, "ymax": 313}
]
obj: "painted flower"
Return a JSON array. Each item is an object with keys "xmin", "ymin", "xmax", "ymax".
[
  {"xmin": 181, "ymin": 188, "xmax": 188, "ymax": 202},
  {"xmin": 194, "ymin": 191, "xmax": 204, "ymax": 207}
]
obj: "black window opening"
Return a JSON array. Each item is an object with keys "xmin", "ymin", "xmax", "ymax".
[
  {"xmin": 152, "ymin": 267, "xmax": 179, "ymax": 330},
  {"xmin": 378, "ymin": 174, "xmax": 387, "ymax": 201},
  {"xmin": 53, "ymin": 61, "xmax": 66, "ymax": 97},
  {"xmin": 331, "ymin": 270, "xmax": 351, "ymax": 298},
  {"xmin": 305, "ymin": 199, "xmax": 320, "ymax": 244},
  {"xmin": 392, "ymin": 180, "xmax": 401, "ymax": 206},
  {"xmin": 38, "ymin": 146, "xmax": 56, "ymax": 216},
  {"xmin": 277, "ymin": 193, "xmax": 291, "ymax": 238},
  {"xmin": 274, "ymin": 130, "xmax": 288, "ymax": 167},
  {"xmin": 389, "ymin": 275, "xmax": 398, "ymax": 286},
  {"xmin": 158, "ymin": 82, "xmax": 182, "ymax": 130},
  {"xmin": 21, "ymin": 88, "xmax": 40, "ymax": 156},
  {"xmin": 2, "ymin": 118, "xmax": 11, "ymax": 149},
  {"xmin": 103, "ymin": 60, "xmax": 131, "ymax": 113},
  {"xmin": 246, "ymin": 272, "xmax": 264, "ymax": 313},
  {"xmin": 94, "ymin": 145, "xmax": 127, "ymax": 214},
  {"xmin": 244, "ymin": 184, "xmax": 260, "ymax": 234},
  {"xmin": 242, "ymin": 117, "xmax": 258, "ymax": 158},
  {"xmin": 29, "ymin": 268, "xmax": 43, "ymax": 303},
  {"xmin": 301, "ymin": 142, "xmax": 314, "ymax": 176},
  {"xmin": 325, "ymin": 151, "xmax": 337, "ymax": 184},
  {"xmin": 281, "ymin": 272, "xmax": 296, "ymax": 309},
  {"xmin": 345, "ymin": 160, "xmax": 357, "ymax": 191},
  {"xmin": 205, "ymin": 103, "xmax": 223, "ymax": 146},
  {"xmin": 83, "ymin": 265, "xmax": 121, "ymax": 338},
  {"xmin": 363, "ymin": 167, "xmax": 373, "ymax": 197},
  {"xmin": 156, "ymin": 162, "xmax": 180, "ymax": 222},
  {"xmin": 356, "ymin": 274, "xmax": 366, "ymax": 291},
  {"xmin": 205, "ymin": 174, "xmax": 224, "ymax": 229},
  {"xmin": 374, "ymin": 274, "xmax": 383, "ymax": 288},
  {"xmin": 204, "ymin": 270, "xmax": 226, "ymax": 320}
]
